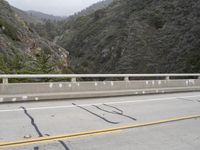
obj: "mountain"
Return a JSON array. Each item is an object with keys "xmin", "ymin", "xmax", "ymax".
[
  {"xmin": 0, "ymin": 0, "xmax": 69, "ymax": 74},
  {"xmin": 12, "ymin": 7, "xmax": 43, "ymax": 24},
  {"xmin": 57, "ymin": 0, "xmax": 200, "ymax": 73},
  {"xmin": 27, "ymin": 10, "xmax": 64, "ymax": 21},
  {"xmin": 74, "ymin": 0, "xmax": 113, "ymax": 17},
  {"xmin": 28, "ymin": 0, "xmax": 113, "ymax": 42}
]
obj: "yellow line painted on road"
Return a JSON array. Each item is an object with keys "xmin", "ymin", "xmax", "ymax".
[
  {"xmin": 0, "ymin": 130, "xmax": 121, "ymax": 149},
  {"xmin": 0, "ymin": 114, "xmax": 200, "ymax": 149}
]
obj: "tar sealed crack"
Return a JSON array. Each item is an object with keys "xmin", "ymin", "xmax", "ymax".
[
  {"xmin": 20, "ymin": 106, "xmax": 42, "ymax": 137},
  {"xmin": 45, "ymin": 134, "xmax": 69, "ymax": 150},
  {"xmin": 103, "ymin": 104, "xmax": 123, "ymax": 113},
  {"xmin": 20, "ymin": 106, "xmax": 70, "ymax": 150},
  {"xmin": 72, "ymin": 103, "xmax": 119, "ymax": 124},
  {"xmin": 178, "ymin": 98, "xmax": 200, "ymax": 103},
  {"xmin": 94, "ymin": 104, "xmax": 137, "ymax": 121},
  {"xmin": 34, "ymin": 146, "xmax": 39, "ymax": 150}
]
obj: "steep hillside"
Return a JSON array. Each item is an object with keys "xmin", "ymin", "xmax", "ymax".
[
  {"xmin": 29, "ymin": 0, "xmax": 113, "ymax": 42},
  {"xmin": 58, "ymin": 0, "xmax": 200, "ymax": 73},
  {"xmin": 74, "ymin": 0, "xmax": 113, "ymax": 17},
  {"xmin": 0, "ymin": 0, "xmax": 69, "ymax": 74}
]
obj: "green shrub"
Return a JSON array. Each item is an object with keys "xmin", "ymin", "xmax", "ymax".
[
  {"xmin": 0, "ymin": 18, "xmax": 19, "ymax": 41},
  {"xmin": 0, "ymin": 54, "xmax": 9, "ymax": 73},
  {"xmin": 32, "ymin": 50, "xmax": 56, "ymax": 74},
  {"xmin": 147, "ymin": 14, "xmax": 165, "ymax": 29}
]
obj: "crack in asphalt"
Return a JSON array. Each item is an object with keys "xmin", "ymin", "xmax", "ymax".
[
  {"xmin": 20, "ymin": 106, "xmax": 70, "ymax": 150},
  {"xmin": 34, "ymin": 146, "xmax": 39, "ymax": 150},
  {"xmin": 45, "ymin": 134, "xmax": 69, "ymax": 150},
  {"xmin": 93, "ymin": 104, "xmax": 137, "ymax": 121},
  {"xmin": 103, "ymin": 104, "xmax": 123, "ymax": 113},
  {"xmin": 72, "ymin": 103, "xmax": 119, "ymax": 124},
  {"xmin": 20, "ymin": 106, "xmax": 43, "ymax": 137},
  {"xmin": 178, "ymin": 98, "xmax": 200, "ymax": 103}
]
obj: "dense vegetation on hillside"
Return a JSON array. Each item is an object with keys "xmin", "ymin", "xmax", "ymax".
[
  {"xmin": 29, "ymin": 0, "xmax": 113, "ymax": 42},
  {"xmin": 29, "ymin": 20, "xmax": 65, "ymax": 41},
  {"xmin": 0, "ymin": 0, "xmax": 70, "ymax": 74},
  {"xmin": 57, "ymin": 0, "xmax": 200, "ymax": 73},
  {"xmin": 74, "ymin": 0, "xmax": 113, "ymax": 17}
]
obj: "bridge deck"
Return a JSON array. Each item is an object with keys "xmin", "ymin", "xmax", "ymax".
[{"xmin": 0, "ymin": 92, "xmax": 200, "ymax": 149}]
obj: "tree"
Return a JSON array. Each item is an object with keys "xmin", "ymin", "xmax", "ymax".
[
  {"xmin": 33, "ymin": 50, "xmax": 56, "ymax": 74},
  {"xmin": 0, "ymin": 54, "xmax": 9, "ymax": 73}
]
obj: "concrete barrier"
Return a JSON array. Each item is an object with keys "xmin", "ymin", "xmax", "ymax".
[{"xmin": 0, "ymin": 77, "xmax": 200, "ymax": 103}]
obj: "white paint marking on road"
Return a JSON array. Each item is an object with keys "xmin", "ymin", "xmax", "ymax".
[
  {"xmin": 22, "ymin": 96, "xmax": 28, "ymax": 100},
  {"xmin": 0, "ymin": 94, "xmax": 200, "ymax": 113},
  {"xmin": 59, "ymin": 84, "xmax": 63, "ymax": 88},
  {"xmin": 0, "ymin": 98, "xmax": 3, "ymax": 102},
  {"xmin": 189, "ymin": 79, "xmax": 195, "ymax": 85},
  {"xmin": 49, "ymin": 83, "xmax": 53, "ymax": 88},
  {"xmin": 12, "ymin": 98, "xmax": 16, "ymax": 102},
  {"xmin": 111, "ymin": 81, "xmax": 114, "ymax": 86}
]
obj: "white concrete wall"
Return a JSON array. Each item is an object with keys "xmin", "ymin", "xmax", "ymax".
[{"xmin": 0, "ymin": 79, "xmax": 200, "ymax": 103}]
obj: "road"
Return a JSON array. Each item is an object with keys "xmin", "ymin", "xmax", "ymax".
[{"xmin": 0, "ymin": 92, "xmax": 200, "ymax": 150}]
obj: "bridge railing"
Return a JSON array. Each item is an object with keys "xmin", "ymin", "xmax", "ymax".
[{"xmin": 0, "ymin": 74, "xmax": 200, "ymax": 84}]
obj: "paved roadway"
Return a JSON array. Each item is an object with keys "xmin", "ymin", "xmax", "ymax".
[{"xmin": 0, "ymin": 92, "xmax": 200, "ymax": 150}]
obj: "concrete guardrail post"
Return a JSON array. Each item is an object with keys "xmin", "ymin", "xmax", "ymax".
[
  {"xmin": 71, "ymin": 77, "xmax": 77, "ymax": 82},
  {"xmin": 165, "ymin": 76, "xmax": 170, "ymax": 80},
  {"xmin": 124, "ymin": 77, "xmax": 129, "ymax": 81},
  {"xmin": 2, "ymin": 78, "xmax": 8, "ymax": 84}
]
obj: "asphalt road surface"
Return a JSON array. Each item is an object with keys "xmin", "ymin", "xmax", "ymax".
[{"xmin": 0, "ymin": 92, "xmax": 200, "ymax": 150}]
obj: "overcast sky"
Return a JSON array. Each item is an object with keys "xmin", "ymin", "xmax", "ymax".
[{"xmin": 6, "ymin": 0, "xmax": 102, "ymax": 16}]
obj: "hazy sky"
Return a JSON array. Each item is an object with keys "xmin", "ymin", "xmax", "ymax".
[{"xmin": 6, "ymin": 0, "xmax": 102, "ymax": 16}]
